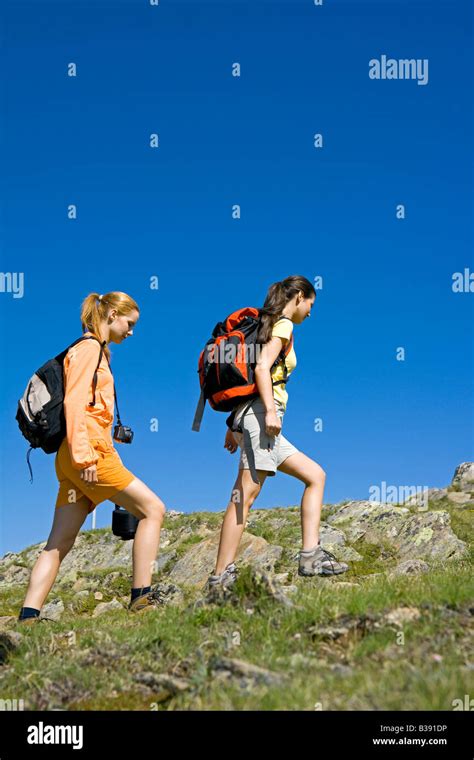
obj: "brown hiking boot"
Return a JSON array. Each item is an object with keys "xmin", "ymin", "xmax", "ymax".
[
  {"xmin": 128, "ymin": 586, "xmax": 166, "ymax": 613},
  {"xmin": 17, "ymin": 617, "xmax": 40, "ymax": 626},
  {"xmin": 17, "ymin": 616, "xmax": 55, "ymax": 626}
]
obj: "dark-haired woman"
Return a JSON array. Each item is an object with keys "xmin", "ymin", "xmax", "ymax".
[
  {"xmin": 18, "ymin": 292, "xmax": 166, "ymax": 623},
  {"xmin": 207, "ymin": 275, "xmax": 348, "ymax": 589}
]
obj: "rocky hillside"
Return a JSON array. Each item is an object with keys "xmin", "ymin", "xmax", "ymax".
[{"xmin": 0, "ymin": 462, "xmax": 472, "ymax": 710}]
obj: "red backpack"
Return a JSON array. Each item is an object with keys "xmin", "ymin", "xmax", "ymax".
[{"xmin": 191, "ymin": 307, "xmax": 293, "ymax": 432}]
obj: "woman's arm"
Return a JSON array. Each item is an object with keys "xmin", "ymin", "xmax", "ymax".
[
  {"xmin": 255, "ymin": 335, "xmax": 286, "ymax": 436},
  {"xmin": 63, "ymin": 341, "xmax": 101, "ymax": 471}
]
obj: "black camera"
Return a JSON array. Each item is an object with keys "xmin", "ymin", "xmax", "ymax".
[
  {"xmin": 113, "ymin": 424, "xmax": 134, "ymax": 444},
  {"xmin": 112, "ymin": 505, "xmax": 139, "ymax": 540}
]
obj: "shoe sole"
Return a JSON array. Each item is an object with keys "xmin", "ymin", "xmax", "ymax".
[
  {"xmin": 129, "ymin": 596, "xmax": 165, "ymax": 612},
  {"xmin": 129, "ymin": 603, "xmax": 160, "ymax": 613},
  {"xmin": 17, "ymin": 618, "xmax": 41, "ymax": 625},
  {"xmin": 298, "ymin": 566, "xmax": 348, "ymax": 577}
]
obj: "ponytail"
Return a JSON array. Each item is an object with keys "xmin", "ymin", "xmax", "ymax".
[
  {"xmin": 257, "ymin": 275, "xmax": 316, "ymax": 344},
  {"xmin": 80, "ymin": 291, "xmax": 140, "ymax": 362}
]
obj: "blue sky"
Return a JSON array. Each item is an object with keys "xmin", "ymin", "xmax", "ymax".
[{"xmin": 1, "ymin": 0, "xmax": 473, "ymax": 553}]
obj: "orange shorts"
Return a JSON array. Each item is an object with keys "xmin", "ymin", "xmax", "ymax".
[{"xmin": 54, "ymin": 436, "xmax": 136, "ymax": 513}]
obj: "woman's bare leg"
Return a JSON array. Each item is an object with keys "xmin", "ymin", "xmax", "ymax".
[
  {"xmin": 112, "ymin": 477, "xmax": 165, "ymax": 588},
  {"xmin": 277, "ymin": 452, "xmax": 326, "ymax": 550},
  {"xmin": 22, "ymin": 495, "xmax": 93, "ymax": 610},
  {"xmin": 214, "ymin": 468, "xmax": 268, "ymax": 575}
]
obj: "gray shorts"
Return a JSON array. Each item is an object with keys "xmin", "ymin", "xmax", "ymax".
[{"xmin": 231, "ymin": 396, "xmax": 299, "ymax": 477}]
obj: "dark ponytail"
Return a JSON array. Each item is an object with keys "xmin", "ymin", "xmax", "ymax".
[{"xmin": 257, "ymin": 275, "xmax": 316, "ymax": 344}]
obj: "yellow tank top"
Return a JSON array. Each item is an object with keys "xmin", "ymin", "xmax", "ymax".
[{"xmin": 270, "ymin": 317, "xmax": 296, "ymax": 411}]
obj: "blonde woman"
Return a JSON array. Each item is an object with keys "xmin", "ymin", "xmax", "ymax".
[
  {"xmin": 207, "ymin": 275, "xmax": 349, "ymax": 588},
  {"xmin": 18, "ymin": 292, "xmax": 166, "ymax": 623}
]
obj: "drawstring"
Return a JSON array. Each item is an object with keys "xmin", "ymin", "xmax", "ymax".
[{"xmin": 26, "ymin": 447, "xmax": 34, "ymax": 484}]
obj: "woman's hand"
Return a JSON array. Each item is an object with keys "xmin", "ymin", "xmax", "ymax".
[
  {"xmin": 224, "ymin": 429, "xmax": 239, "ymax": 454},
  {"xmin": 80, "ymin": 464, "xmax": 98, "ymax": 485},
  {"xmin": 265, "ymin": 409, "xmax": 282, "ymax": 437}
]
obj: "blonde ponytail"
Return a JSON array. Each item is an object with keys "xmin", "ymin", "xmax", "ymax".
[{"xmin": 80, "ymin": 291, "xmax": 140, "ymax": 362}]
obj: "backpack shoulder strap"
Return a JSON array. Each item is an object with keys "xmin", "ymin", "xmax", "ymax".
[
  {"xmin": 284, "ymin": 331, "xmax": 294, "ymax": 357},
  {"xmin": 88, "ymin": 339, "xmax": 108, "ymax": 408},
  {"xmin": 55, "ymin": 334, "xmax": 108, "ymax": 407},
  {"xmin": 77, "ymin": 336, "xmax": 123, "ymax": 423},
  {"xmin": 271, "ymin": 319, "xmax": 294, "ymax": 385},
  {"xmin": 54, "ymin": 333, "xmax": 102, "ymax": 363},
  {"xmin": 272, "ymin": 317, "xmax": 294, "ymax": 363}
]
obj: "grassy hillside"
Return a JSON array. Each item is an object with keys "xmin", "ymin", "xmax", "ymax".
[{"xmin": 0, "ymin": 494, "xmax": 472, "ymax": 711}]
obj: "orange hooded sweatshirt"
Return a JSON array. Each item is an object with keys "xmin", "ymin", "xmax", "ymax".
[{"xmin": 62, "ymin": 332, "xmax": 115, "ymax": 470}]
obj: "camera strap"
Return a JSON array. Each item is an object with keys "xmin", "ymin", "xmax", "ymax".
[{"xmin": 88, "ymin": 339, "xmax": 123, "ymax": 426}]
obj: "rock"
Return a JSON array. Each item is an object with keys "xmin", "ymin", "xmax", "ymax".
[
  {"xmin": 166, "ymin": 510, "xmax": 184, "ymax": 519},
  {"xmin": 209, "ymin": 656, "xmax": 285, "ymax": 685},
  {"xmin": 72, "ymin": 578, "xmax": 90, "ymax": 592},
  {"xmin": 49, "ymin": 631, "xmax": 77, "ymax": 652},
  {"xmin": 91, "ymin": 598, "xmax": 124, "ymax": 617},
  {"xmin": 41, "ymin": 599, "xmax": 64, "ymax": 622},
  {"xmin": 447, "ymin": 491, "xmax": 473, "ymax": 506},
  {"xmin": 168, "ymin": 530, "xmax": 283, "ymax": 587},
  {"xmin": 327, "ymin": 500, "xmax": 467, "ymax": 562},
  {"xmin": 319, "ymin": 525, "xmax": 350, "ymax": 546},
  {"xmin": 322, "ymin": 544, "xmax": 363, "ymax": 562},
  {"xmin": 6, "ymin": 530, "xmax": 177, "ymax": 580},
  {"xmin": 451, "ymin": 462, "xmax": 474, "ymax": 492},
  {"xmin": 309, "ymin": 613, "xmax": 380, "ymax": 641},
  {"xmin": 265, "ymin": 517, "xmax": 294, "ymax": 532},
  {"xmin": 102, "ymin": 571, "xmax": 126, "ymax": 588},
  {"xmin": 60, "ymin": 532, "xmax": 134, "ymax": 572},
  {"xmin": 94, "ymin": 592, "xmax": 103, "ymax": 601},
  {"xmin": 384, "ymin": 607, "xmax": 421, "ymax": 627},
  {"xmin": 248, "ymin": 568, "xmax": 295, "ymax": 607},
  {"xmin": 392, "ymin": 511, "xmax": 467, "ymax": 561},
  {"xmin": 428, "ymin": 488, "xmax": 449, "ymax": 502},
  {"xmin": 328, "ymin": 664, "xmax": 354, "ymax": 676},
  {"xmin": 1, "ymin": 552, "xmax": 20, "ymax": 562},
  {"xmin": 70, "ymin": 590, "xmax": 91, "ymax": 610},
  {"xmin": 0, "ymin": 565, "xmax": 30, "ymax": 586},
  {"xmin": 205, "ymin": 566, "xmax": 295, "ymax": 608},
  {"xmin": 154, "ymin": 550, "xmax": 178, "ymax": 573},
  {"xmin": 133, "ymin": 672, "xmax": 189, "ymax": 695},
  {"xmin": 403, "ymin": 488, "xmax": 447, "ymax": 508},
  {"xmin": 326, "ymin": 501, "xmax": 410, "ymax": 543},
  {"xmin": 0, "ymin": 631, "xmax": 23, "ymax": 662},
  {"xmin": 57, "ymin": 569, "xmax": 78, "ymax": 586},
  {"xmin": 309, "ymin": 623, "xmax": 352, "ymax": 641},
  {"xmin": 0, "ymin": 616, "xmax": 17, "ymax": 628},
  {"xmin": 148, "ymin": 583, "xmax": 184, "ymax": 606},
  {"xmin": 390, "ymin": 559, "xmax": 430, "ymax": 576}
]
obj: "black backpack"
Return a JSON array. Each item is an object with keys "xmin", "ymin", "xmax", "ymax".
[{"xmin": 16, "ymin": 334, "xmax": 111, "ymax": 482}]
